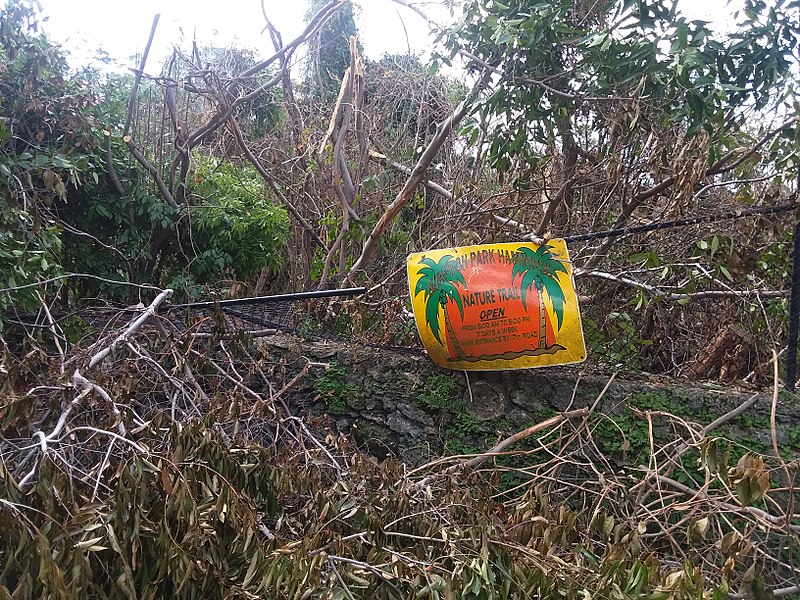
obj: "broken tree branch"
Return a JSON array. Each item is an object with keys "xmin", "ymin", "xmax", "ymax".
[
  {"xmin": 347, "ymin": 76, "xmax": 486, "ymax": 279},
  {"xmin": 88, "ymin": 288, "xmax": 173, "ymax": 369},
  {"xmin": 574, "ymin": 268, "xmax": 789, "ymax": 302},
  {"xmin": 461, "ymin": 408, "xmax": 589, "ymax": 471},
  {"xmin": 320, "ymin": 37, "xmax": 363, "ymax": 289}
]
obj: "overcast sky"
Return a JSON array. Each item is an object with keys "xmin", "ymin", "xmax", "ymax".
[
  {"xmin": 37, "ymin": 0, "xmax": 451, "ymax": 71},
  {"xmin": 37, "ymin": 0, "xmax": 738, "ymax": 73}
]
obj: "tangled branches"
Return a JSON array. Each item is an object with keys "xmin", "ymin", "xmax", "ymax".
[{"xmin": 1, "ymin": 292, "xmax": 799, "ymax": 598}]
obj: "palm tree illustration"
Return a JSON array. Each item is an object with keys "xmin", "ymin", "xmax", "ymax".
[
  {"xmin": 511, "ymin": 245, "xmax": 567, "ymax": 350},
  {"xmin": 414, "ymin": 255, "xmax": 466, "ymax": 358}
]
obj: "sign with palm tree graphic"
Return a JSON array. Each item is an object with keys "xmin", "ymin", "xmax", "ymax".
[{"xmin": 407, "ymin": 241, "xmax": 586, "ymax": 370}]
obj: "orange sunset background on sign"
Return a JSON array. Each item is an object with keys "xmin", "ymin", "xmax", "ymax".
[
  {"xmin": 443, "ymin": 264, "xmax": 558, "ymax": 360},
  {"xmin": 407, "ymin": 241, "xmax": 586, "ymax": 371}
]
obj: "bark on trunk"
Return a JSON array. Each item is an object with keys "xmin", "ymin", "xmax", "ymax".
[
  {"xmin": 537, "ymin": 287, "xmax": 547, "ymax": 350},
  {"xmin": 445, "ymin": 309, "xmax": 465, "ymax": 358},
  {"xmin": 684, "ymin": 325, "xmax": 750, "ymax": 379}
]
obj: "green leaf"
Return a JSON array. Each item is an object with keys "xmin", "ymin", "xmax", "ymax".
[
  {"xmin": 426, "ymin": 289, "xmax": 444, "ymax": 345},
  {"xmin": 542, "ymin": 276, "xmax": 566, "ymax": 330}
]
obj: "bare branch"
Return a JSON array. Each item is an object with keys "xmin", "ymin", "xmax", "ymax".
[
  {"xmin": 348, "ymin": 76, "xmax": 487, "ymax": 279},
  {"xmin": 123, "ymin": 14, "xmax": 160, "ymax": 138},
  {"xmin": 88, "ymin": 288, "xmax": 173, "ymax": 369},
  {"xmin": 575, "ymin": 267, "xmax": 789, "ymax": 302},
  {"xmin": 0, "ymin": 273, "xmax": 163, "ymax": 294},
  {"xmin": 125, "ymin": 139, "xmax": 179, "ymax": 209}
]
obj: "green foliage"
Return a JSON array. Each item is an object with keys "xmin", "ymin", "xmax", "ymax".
[
  {"xmin": 585, "ymin": 312, "xmax": 652, "ymax": 366},
  {"xmin": 314, "ymin": 361, "xmax": 356, "ymax": 415},
  {"xmin": 415, "ymin": 374, "xmax": 463, "ymax": 412},
  {"xmin": 298, "ymin": 315, "xmax": 322, "ymax": 339},
  {"xmin": 736, "ymin": 412, "xmax": 770, "ymax": 430},
  {"xmin": 0, "ymin": 0, "xmax": 102, "ymax": 313},
  {"xmin": 787, "ymin": 424, "xmax": 800, "ymax": 450},
  {"xmin": 189, "ymin": 155, "xmax": 289, "ymax": 282},
  {"xmin": 0, "ymin": 2, "xmax": 293, "ymax": 310},
  {"xmin": 444, "ymin": 413, "xmax": 483, "ymax": 455},
  {"xmin": 0, "ymin": 213, "xmax": 62, "ymax": 317},
  {"xmin": 444, "ymin": 0, "xmax": 800, "ymax": 169},
  {"xmin": 594, "ymin": 391, "xmax": 707, "ymax": 463}
]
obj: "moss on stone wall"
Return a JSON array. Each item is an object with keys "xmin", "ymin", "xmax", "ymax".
[{"xmin": 259, "ymin": 334, "xmax": 796, "ymax": 470}]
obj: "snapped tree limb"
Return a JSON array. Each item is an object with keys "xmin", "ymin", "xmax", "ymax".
[{"xmin": 347, "ymin": 77, "xmax": 486, "ymax": 279}]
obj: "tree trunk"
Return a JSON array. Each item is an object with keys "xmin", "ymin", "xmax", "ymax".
[
  {"xmin": 537, "ymin": 287, "xmax": 547, "ymax": 350},
  {"xmin": 684, "ymin": 325, "xmax": 750, "ymax": 379},
  {"xmin": 444, "ymin": 309, "xmax": 465, "ymax": 358}
]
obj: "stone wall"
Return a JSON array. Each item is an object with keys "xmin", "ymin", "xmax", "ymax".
[{"xmin": 258, "ymin": 333, "xmax": 799, "ymax": 465}]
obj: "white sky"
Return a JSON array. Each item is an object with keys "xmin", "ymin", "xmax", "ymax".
[
  {"xmin": 36, "ymin": 0, "xmax": 738, "ymax": 73},
  {"xmin": 37, "ymin": 0, "xmax": 453, "ymax": 72}
]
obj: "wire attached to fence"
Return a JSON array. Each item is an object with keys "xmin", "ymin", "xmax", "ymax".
[
  {"xmin": 169, "ymin": 287, "xmax": 367, "ymax": 309},
  {"xmin": 563, "ymin": 199, "xmax": 797, "ymax": 243}
]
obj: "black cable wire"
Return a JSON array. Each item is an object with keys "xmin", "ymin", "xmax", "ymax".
[
  {"xmin": 563, "ymin": 200, "xmax": 797, "ymax": 244},
  {"xmin": 170, "ymin": 286, "xmax": 367, "ymax": 309}
]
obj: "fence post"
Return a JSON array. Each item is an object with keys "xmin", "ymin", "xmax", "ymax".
[{"xmin": 786, "ymin": 216, "xmax": 800, "ymax": 392}]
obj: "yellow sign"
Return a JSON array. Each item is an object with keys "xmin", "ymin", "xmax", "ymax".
[{"xmin": 407, "ymin": 241, "xmax": 586, "ymax": 371}]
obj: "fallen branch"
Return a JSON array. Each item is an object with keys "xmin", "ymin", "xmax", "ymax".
[
  {"xmin": 88, "ymin": 289, "xmax": 173, "ymax": 369},
  {"xmin": 347, "ymin": 76, "xmax": 486, "ymax": 279},
  {"xmin": 702, "ymin": 393, "xmax": 760, "ymax": 435},
  {"xmin": 73, "ymin": 370, "xmax": 126, "ymax": 435},
  {"xmin": 17, "ymin": 368, "xmax": 132, "ymax": 487},
  {"xmin": 460, "ymin": 408, "xmax": 589, "ymax": 471},
  {"xmin": 654, "ymin": 474, "xmax": 800, "ymax": 533},
  {"xmin": 409, "ymin": 408, "xmax": 590, "ymax": 482},
  {"xmin": 574, "ymin": 268, "xmax": 788, "ymax": 302}
]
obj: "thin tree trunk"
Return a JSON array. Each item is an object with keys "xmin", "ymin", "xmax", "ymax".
[
  {"xmin": 537, "ymin": 287, "xmax": 547, "ymax": 349},
  {"xmin": 444, "ymin": 309, "xmax": 464, "ymax": 358}
]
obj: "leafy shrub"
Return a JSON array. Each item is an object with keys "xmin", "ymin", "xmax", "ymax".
[{"xmin": 189, "ymin": 155, "xmax": 289, "ymax": 282}]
